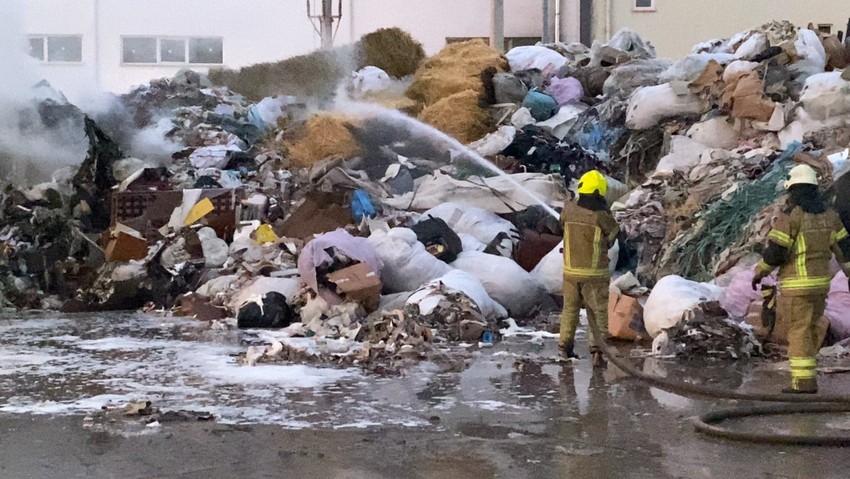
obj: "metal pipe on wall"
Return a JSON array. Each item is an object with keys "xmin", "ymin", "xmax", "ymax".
[
  {"xmin": 543, "ymin": 0, "xmax": 556, "ymax": 43},
  {"xmin": 491, "ymin": 0, "xmax": 505, "ymax": 53}
]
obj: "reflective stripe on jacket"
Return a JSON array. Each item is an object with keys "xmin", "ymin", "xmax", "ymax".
[
  {"xmin": 561, "ymin": 199, "xmax": 619, "ymax": 281},
  {"xmin": 758, "ymin": 207, "xmax": 850, "ymax": 296}
]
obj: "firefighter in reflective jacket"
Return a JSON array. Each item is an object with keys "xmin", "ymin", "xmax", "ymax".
[
  {"xmin": 753, "ymin": 164, "xmax": 850, "ymax": 394},
  {"xmin": 559, "ymin": 170, "xmax": 619, "ymax": 367}
]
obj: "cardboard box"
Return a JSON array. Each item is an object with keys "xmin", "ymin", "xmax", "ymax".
[
  {"xmin": 608, "ymin": 291, "xmax": 649, "ymax": 341},
  {"xmin": 326, "ymin": 263, "xmax": 381, "ymax": 312},
  {"xmin": 105, "ymin": 231, "xmax": 148, "ymax": 262},
  {"xmin": 744, "ymin": 299, "xmax": 829, "ymax": 347}
]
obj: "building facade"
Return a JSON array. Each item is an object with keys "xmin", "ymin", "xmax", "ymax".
[
  {"xmin": 592, "ymin": 0, "xmax": 850, "ymax": 58},
  {"xmin": 11, "ymin": 0, "xmax": 549, "ymax": 100}
]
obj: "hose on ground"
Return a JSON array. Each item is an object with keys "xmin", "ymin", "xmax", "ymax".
[{"xmin": 584, "ymin": 316, "xmax": 850, "ymax": 446}]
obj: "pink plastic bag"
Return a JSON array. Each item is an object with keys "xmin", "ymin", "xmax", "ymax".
[
  {"xmin": 826, "ymin": 272, "xmax": 850, "ymax": 340},
  {"xmin": 719, "ymin": 269, "xmax": 776, "ymax": 318},
  {"xmin": 546, "ymin": 77, "xmax": 583, "ymax": 106}
]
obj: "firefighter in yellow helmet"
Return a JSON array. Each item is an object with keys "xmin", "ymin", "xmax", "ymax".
[
  {"xmin": 559, "ymin": 170, "xmax": 619, "ymax": 367},
  {"xmin": 753, "ymin": 164, "xmax": 850, "ymax": 394}
]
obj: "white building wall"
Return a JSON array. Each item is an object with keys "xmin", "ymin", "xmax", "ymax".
[
  {"xmin": 12, "ymin": 0, "xmax": 548, "ymax": 99},
  {"xmin": 592, "ymin": 0, "xmax": 850, "ymax": 58}
]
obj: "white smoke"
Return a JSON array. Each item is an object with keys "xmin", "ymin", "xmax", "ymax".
[{"xmin": 0, "ymin": 4, "xmax": 88, "ymax": 185}]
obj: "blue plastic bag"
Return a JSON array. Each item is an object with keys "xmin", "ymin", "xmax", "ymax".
[
  {"xmin": 351, "ymin": 190, "xmax": 376, "ymax": 223},
  {"xmin": 522, "ymin": 90, "xmax": 559, "ymax": 122}
]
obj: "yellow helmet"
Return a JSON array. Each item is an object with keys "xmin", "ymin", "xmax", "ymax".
[{"xmin": 577, "ymin": 170, "xmax": 607, "ymax": 196}]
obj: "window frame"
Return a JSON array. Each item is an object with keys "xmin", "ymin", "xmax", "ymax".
[
  {"xmin": 27, "ymin": 34, "xmax": 84, "ymax": 64},
  {"xmin": 633, "ymin": 0, "xmax": 656, "ymax": 12},
  {"xmin": 121, "ymin": 35, "xmax": 223, "ymax": 66}
]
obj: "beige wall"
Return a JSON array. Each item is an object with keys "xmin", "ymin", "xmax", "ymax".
[{"xmin": 592, "ymin": 0, "xmax": 850, "ymax": 58}]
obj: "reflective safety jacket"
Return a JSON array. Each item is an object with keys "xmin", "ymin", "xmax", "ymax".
[
  {"xmin": 561, "ymin": 198, "xmax": 619, "ymax": 282},
  {"xmin": 757, "ymin": 206, "xmax": 850, "ymax": 296}
]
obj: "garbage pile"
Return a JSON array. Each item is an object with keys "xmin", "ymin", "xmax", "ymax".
[{"xmin": 3, "ymin": 22, "xmax": 850, "ymax": 367}]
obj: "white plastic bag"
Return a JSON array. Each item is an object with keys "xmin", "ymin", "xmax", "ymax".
[
  {"xmin": 799, "ymin": 72, "xmax": 850, "ymax": 121},
  {"xmin": 197, "ymin": 227, "xmax": 228, "ymax": 268},
  {"xmin": 468, "ymin": 126, "xmax": 516, "ymax": 157},
  {"xmin": 422, "ymin": 203, "xmax": 518, "ymax": 257},
  {"xmin": 734, "ymin": 33, "xmax": 767, "ymax": 60},
  {"xmin": 655, "ymin": 135, "xmax": 711, "ymax": 174},
  {"xmin": 626, "ymin": 83, "xmax": 705, "ymax": 130},
  {"xmin": 531, "ymin": 241, "xmax": 619, "ymax": 295},
  {"xmin": 505, "ymin": 45, "xmax": 567, "ymax": 72},
  {"xmin": 791, "ymin": 29, "xmax": 827, "ymax": 77},
  {"xmin": 451, "ymin": 251, "xmax": 551, "ymax": 317},
  {"xmin": 189, "ymin": 145, "xmax": 240, "ymax": 170},
  {"xmin": 687, "ymin": 116, "xmax": 740, "ymax": 149},
  {"xmin": 722, "ymin": 60, "xmax": 759, "ymax": 83},
  {"xmin": 659, "ymin": 54, "xmax": 736, "ymax": 83},
  {"xmin": 367, "ymin": 228, "xmax": 451, "ymax": 293},
  {"xmin": 413, "ymin": 270, "xmax": 508, "ymax": 319},
  {"xmin": 352, "ymin": 66, "xmax": 393, "ymax": 95},
  {"xmin": 643, "ymin": 275, "xmax": 723, "ymax": 338}
]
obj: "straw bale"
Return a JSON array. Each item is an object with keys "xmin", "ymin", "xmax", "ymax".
[
  {"xmin": 408, "ymin": 40, "xmax": 508, "ymax": 107},
  {"xmin": 284, "ymin": 114, "xmax": 363, "ymax": 166},
  {"xmin": 358, "ymin": 28, "xmax": 426, "ymax": 78},
  {"xmin": 418, "ymin": 90, "xmax": 494, "ymax": 143}
]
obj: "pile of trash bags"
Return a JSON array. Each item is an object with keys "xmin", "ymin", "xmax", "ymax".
[{"xmin": 3, "ymin": 22, "xmax": 850, "ymax": 366}]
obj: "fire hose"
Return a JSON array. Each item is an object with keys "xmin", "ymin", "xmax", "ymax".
[{"xmin": 584, "ymin": 317, "xmax": 850, "ymax": 446}]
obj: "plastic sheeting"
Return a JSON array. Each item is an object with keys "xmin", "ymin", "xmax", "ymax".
[{"xmin": 383, "ymin": 170, "xmax": 567, "ymax": 214}]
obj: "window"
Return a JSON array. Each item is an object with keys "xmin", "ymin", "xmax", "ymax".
[
  {"xmin": 634, "ymin": 0, "xmax": 656, "ymax": 11},
  {"xmin": 47, "ymin": 36, "xmax": 83, "ymax": 62},
  {"xmin": 160, "ymin": 38, "xmax": 186, "ymax": 63},
  {"xmin": 123, "ymin": 37, "xmax": 157, "ymax": 63},
  {"xmin": 818, "ymin": 24, "xmax": 833, "ymax": 35},
  {"xmin": 27, "ymin": 35, "xmax": 82, "ymax": 62},
  {"xmin": 189, "ymin": 38, "xmax": 223, "ymax": 64},
  {"xmin": 28, "ymin": 37, "xmax": 45, "ymax": 61},
  {"xmin": 122, "ymin": 36, "xmax": 222, "ymax": 65}
]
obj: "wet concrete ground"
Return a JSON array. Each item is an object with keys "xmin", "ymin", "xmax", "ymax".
[{"xmin": 2, "ymin": 312, "xmax": 850, "ymax": 478}]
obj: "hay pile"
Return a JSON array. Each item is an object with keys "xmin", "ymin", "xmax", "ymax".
[
  {"xmin": 419, "ymin": 90, "xmax": 493, "ymax": 143},
  {"xmin": 407, "ymin": 40, "xmax": 508, "ymax": 106},
  {"xmin": 358, "ymin": 28, "xmax": 426, "ymax": 78},
  {"xmin": 209, "ymin": 47, "xmax": 355, "ymax": 101},
  {"xmin": 209, "ymin": 28, "xmax": 425, "ymax": 102},
  {"xmin": 408, "ymin": 40, "xmax": 506, "ymax": 142},
  {"xmin": 284, "ymin": 114, "xmax": 363, "ymax": 166}
]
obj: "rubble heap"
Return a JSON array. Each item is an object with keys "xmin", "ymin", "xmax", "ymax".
[{"xmin": 4, "ymin": 22, "xmax": 850, "ymax": 367}]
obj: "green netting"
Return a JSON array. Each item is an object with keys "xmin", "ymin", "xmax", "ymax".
[{"xmin": 678, "ymin": 160, "xmax": 790, "ymax": 281}]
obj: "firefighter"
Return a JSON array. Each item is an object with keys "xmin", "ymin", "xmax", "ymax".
[
  {"xmin": 753, "ymin": 164, "xmax": 850, "ymax": 394},
  {"xmin": 559, "ymin": 170, "xmax": 619, "ymax": 367}
]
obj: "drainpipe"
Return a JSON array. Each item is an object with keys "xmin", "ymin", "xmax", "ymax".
[
  {"xmin": 606, "ymin": 0, "xmax": 613, "ymax": 40},
  {"xmin": 543, "ymin": 0, "xmax": 556, "ymax": 44},
  {"xmin": 490, "ymin": 0, "xmax": 505, "ymax": 53},
  {"xmin": 93, "ymin": 0, "xmax": 100, "ymax": 90}
]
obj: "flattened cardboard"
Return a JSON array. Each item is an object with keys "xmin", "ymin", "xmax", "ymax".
[{"xmin": 326, "ymin": 262, "xmax": 381, "ymax": 312}]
